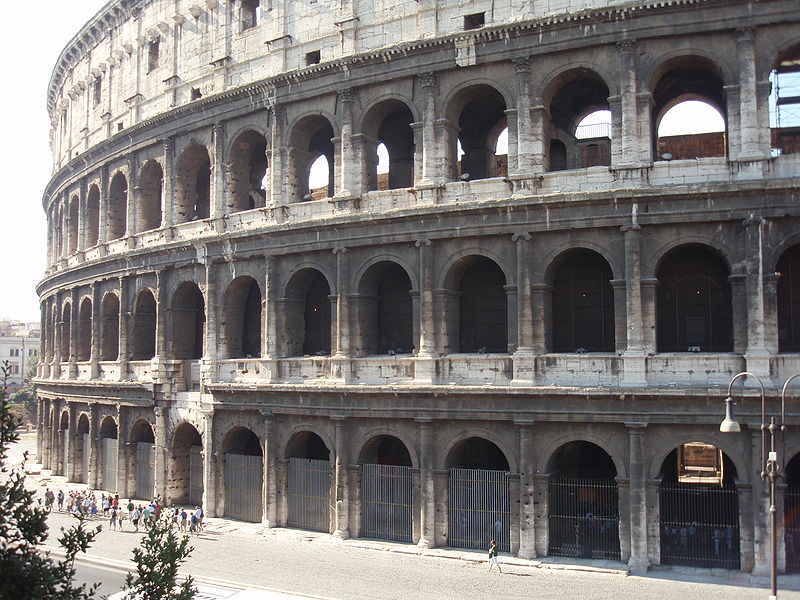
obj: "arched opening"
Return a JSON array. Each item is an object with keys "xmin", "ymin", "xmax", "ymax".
[
  {"xmin": 358, "ymin": 435, "xmax": 413, "ymax": 542},
  {"xmin": 222, "ymin": 276, "xmax": 262, "ymax": 359},
  {"xmin": 656, "ymin": 245, "xmax": 732, "ymax": 352},
  {"xmin": 223, "ymin": 427, "xmax": 263, "ymax": 522},
  {"xmin": 658, "ymin": 445, "xmax": 739, "ymax": 569},
  {"xmin": 100, "ymin": 293, "xmax": 120, "ymax": 361},
  {"xmin": 447, "ymin": 85, "xmax": 507, "ymax": 181},
  {"xmin": 770, "ymin": 44, "xmax": 800, "ymax": 156},
  {"xmin": 169, "ymin": 422, "xmax": 203, "ymax": 506},
  {"xmin": 652, "ymin": 56, "xmax": 727, "ymax": 160},
  {"xmin": 137, "ymin": 160, "xmax": 163, "ymax": 232},
  {"xmin": 446, "ymin": 437, "xmax": 511, "ymax": 552},
  {"xmin": 171, "ymin": 282, "xmax": 205, "ymax": 360},
  {"xmin": 175, "ymin": 145, "xmax": 211, "ymax": 223},
  {"xmin": 286, "ymin": 431, "xmax": 331, "ymax": 532},
  {"xmin": 67, "ymin": 196, "xmax": 79, "ymax": 253},
  {"xmin": 99, "ymin": 416, "xmax": 118, "ymax": 492},
  {"xmin": 85, "ymin": 184, "xmax": 100, "ymax": 247},
  {"xmin": 77, "ymin": 298, "xmax": 92, "ymax": 361},
  {"xmin": 361, "ymin": 100, "xmax": 415, "ymax": 191},
  {"xmin": 784, "ymin": 452, "xmax": 800, "ymax": 571},
  {"xmin": 60, "ymin": 303, "xmax": 71, "ymax": 359},
  {"xmin": 551, "ymin": 250, "xmax": 615, "ymax": 353},
  {"xmin": 130, "ymin": 420, "xmax": 155, "ymax": 500},
  {"xmin": 229, "ymin": 130, "xmax": 268, "ymax": 211},
  {"xmin": 76, "ymin": 414, "xmax": 90, "ymax": 484},
  {"xmin": 282, "ymin": 269, "xmax": 331, "ymax": 357},
  {"xmin": 356, "ymin": 262, "xmax": 413, "ymax": 356},
  {"xmin": 657, "ymin": 100, "xmax": 726, "ymax": 159},
  {"xmin": 777, "ymin": 244, "xmax": 800, "ymax": 352},
  {"xmin": 546, "ymin": 69, "xmax": 611, "ymax": 171},
  {"xmin": 289, "ymin": 116, "xmax": 335, "ymax": 201},
  {"xmin": 131, "ymin": 289, "xmax": 157, "ymax": 360},
  {"xmin": 108, "ymin": 172, "xmax": 128, "ymax": 239},
  {"xmin": 447, "ymin": 257, "xmax": 507, "ymax": 354},
  {"xmin": 546, "ymin": 441, "xmax": 620, "ymax": 560}
]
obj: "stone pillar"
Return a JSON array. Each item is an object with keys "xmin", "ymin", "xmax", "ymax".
[
  {"xmin": 415, "ymin": 73, "xmax": 438, "ymax": 188},
  {"xmin": 532, "ymin": 473, "xmax": 550, "ymax": 557},
  {"xmin": 763, "ymin": 273, "xmax": 780, "ymax": 355},
  {"xmin": 622, "ymin": 223, "xmax": 647, "ymax": 385},
  {"xmin": 90, "ymin": 403, "xmax": 101, "ymax": 490},
  {"xmin": 739, "ymin": 480, "xmax": 756, "ymax": 573},
  {"xmin": 616, "ymin": 39, "xmax": 640, "ymax": 167},
  {"xmin": 162, "ymin": 138, "xmax": 175, "ymax": 229},
  {"xmin": 512, "ymin": 57, "xmax": 533, "ymax": 176},
  {"xmin": 154, "ymin": 406, "xmax": 168, "ymax": 501},
  {"xmin": 126, "ymin": 155, "xmax": 138, "ymax": 236},
  {"xmin": 645, "ymin": 478, "xmax": 662, "ymax": 565},
  {"xmin": 333, "ymin": 247, "xmax": 352, "ymax": 358},
  {"xmin": 517, "ymin": 421, "xmax": 536, "ymax": 558},
  {"xmin": 261, "ymin": 410, "xmax": 277, "ymax": 526},
  {"xmin": 263, "ymin": 254, "xmax": 278, "ymax": 362},
  {"xmin": 332, "ymin": 416, "xmax": 350, "ymax": 538},
  {"xmin": 68, "ymin": 289, "xmax": 79, "ymax": 378},
  {"xmin": 116, "ymin": 404, "xmax": 128, "ymax": 497},
  {"xmin": 510, "ymin": 473, "xmax": 521, "ymax": 555},
  {"xmin": 627, "ymin": 423, "xmax": 649, "ymax": 573},
  {"xmin": 202, "ymin": 409, "xmax": 217, "ymax": 517},
  {"xmin": 730, "ymin": 273, "xmax": 748, "ymax": 355},
  {"xmin": 417, "ymin": 417, "xmax": 435, "ymax": 548},
  {"xmin": 531, "ymin": 284, "xmax": 553, "ymax": 355},
  {"xmin": 67, "ymin": 403, "xmax": 78, "ymax": 482},
  {"xmin": 267, "ymin": 104, "xmax": 284, "ymax": 207},
  {"xmin": 417, "ymin": 239, "xmax": 435, "ymax": 357},
  {"xmin": 98, "ymin": 166, "xmax": 109, "ymax": 244},
  {"xmin": 514, "ymin": 233, "xmax": 534, "ymax": 355},
  {"xmin": 334, "ymin": 89, "xmax": 358, "ymax": 201},
  {"xmin": 734, "ymin": 29, "xmax": 766, "ymax": 160},
  {"xmin": 348, "ymin": 464, "xmax": 362, "ymax": 538},
  {"xmin": 640, "ymin": 278, "xmax": 658, "ymax": 354},
  {"xmin": 617, "ymin": 477, "xmax": 632, "ymax": 563},
  {"xmin": 433, "ymin": 469, "xmax": 449, "ymax": 547},
  {"xmin": 212, "ymin": 123, "xmax": 227, "ymax": 219},
  {"xmin": 202, "ymin": 260, "xmax": 218, "ymax": 387},
  {"xmin": 154, "ymin": 268, "xmax": 169, "ymax": 381},
  {"xmin": 117, "ymin": 276, "xmax": 129, "ymax": 379},
  {"xmin": 611, "ymin": 279, "xmax": 627, "ymax": 353},
  {"xmin": 744, "ymin": 216, "xmax": 770, "ymax": 375},
  {"xmin": 90, "ymin": 283, "xmax": 101, "ymax": 379}
]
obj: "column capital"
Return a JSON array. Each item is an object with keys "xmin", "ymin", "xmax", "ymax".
[
  {"xmin": 512, "ymin": 56, "xmax": 531, "ymax": 73},
  {"xmin": 332, "ymin": 245, "xmax": 348, "ymax": 255},
  {"xmin": 415, "ymin": 238, "xmax": 432, "ymax": 248},
  {"xmin": 743, "ymin": 214, "xmax": 766, "ymax": 227},
  {"xmin": 259, "ymin": 409, "xmax": 273, "ymax": 420},
  {"xmin": 330, "ymin": 414, "xmax": 347, "ymax": 422},
  {"xmin": 417, "ymin": 72, "xmax": 437, "ymax": 90},
  {"xmin": 625, "ymin": 421, "xmax": 647, "ymax": 430},
  {"xmin": 511, "ymin": 231, "xmax": 531, "ymax": 243},
  {"xmin": 736, "ymin": 27, "xmax": 755, "ymax": 43},
  {"xmin": 617, "ymin": 39, "xmax": 636, "ymax": 54},
  {"xmin": 337, "ymin": 88, "xmax": 355, "ymax": 104}
]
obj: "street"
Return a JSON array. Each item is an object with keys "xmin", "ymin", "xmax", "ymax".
[{"xmin": 9, "ymin": 434, "xmax": 800, "ymax": 600}]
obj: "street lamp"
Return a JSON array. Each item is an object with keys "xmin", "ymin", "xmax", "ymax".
[{"xmin": 719, "ymin": 371, "xmax": 800, "ymax": 600}]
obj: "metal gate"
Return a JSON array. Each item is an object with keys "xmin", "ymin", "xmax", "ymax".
[
  {"xmin": 447, "ymin": 468, "xmax": 510, "ymax": 552},
  {"xmin": 81, "ymin": 433, "xmax": 90, "ymax": 484},
  {"xmin": 659, "ymin": 481, "xmax": 740, "ymax": 569},
  {"xmin": 548, "ymin": 475, "xmax": 620, "ymax": 560},
  {"xmin": 101, "ymin": 438, "xmax": 118, "ymax": 491},
  {"xmin": 224, "ymin": 453, "xmax": 263, "ymax": 522},
  {"xmin": 135, "ymin": 442, "xmax": 155, "ymax": 500},
  {"xmin": 189, "ymin": 445, "xmax": 204, "ymax": 506},
  {"xmin": 287, "ymin": 458, "xmax": 330, "ymax": 532},
  {"xmin": 360, "ymin": 464, "xmax": 413, "ymax": 542}
]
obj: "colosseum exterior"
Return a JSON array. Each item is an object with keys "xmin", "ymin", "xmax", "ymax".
[{"xmin": 36, "ymin": 0, "xmax": 800, "ymax": 575}]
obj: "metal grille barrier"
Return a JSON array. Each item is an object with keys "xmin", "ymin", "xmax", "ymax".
[
  {"xmin": 447, "ymin": 468, "xmax": 510, "ymax": 552},
  {"xmin": 785, "ymin": 486, "xmax": 800, "ymax": 572},
  {"xmin": 189, "ymin": 445, "xmax": 204, "ymax": 506},
  {"xmin": 659, "ymin": 480, "xmax": 740, "ymax": 569},
  {"xmin": 360, "ymin": 464, "xmax": 413, "ymax": 542},
  {"xmin": 81, "ymin": 433, "xmax": 90, "ymax": 484},
  {"xmin": 101, "ymin": 438, "xmax": 118, "ymax": 491},
  {"xmin": 224, "ymin": 453, "xmax": 263, "ymax": 522},
  {"xmin": 287, "ymin": 458, "xmax": 331, "ymax": 532},
  {"xmin": 135, "ymin": 442, "xmax": 155, "ymax": 500},
  {"xmin": 548, "ymin": 475, "xmax": 620, "ymax": 560}
]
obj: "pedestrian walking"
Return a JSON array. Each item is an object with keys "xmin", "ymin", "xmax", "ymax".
[
  {"xmin": 132, "ymin": 507, "xmax": 141, "ymax": 532},
  {"xmin": 109, "ymin": 507, "xmax": 118, "ymax": 530},
  {"xmin": 488, "ymin": 539, "xmax": 502, "ymax": 573},
  {"xmin": 180, "ymin": 508, "xmax": 188, "ymax": 532},
  {"xmin": 44, "ymin": 488, "xmax": 55, "ymax": 512},
  {"xmin": 57, "ymin": 490, "xmax": 64, "ymax": 511}
]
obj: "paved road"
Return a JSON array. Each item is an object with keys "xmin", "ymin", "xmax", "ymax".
[
  {"xmin": 10, "ymin": 434, "xmax": 800, "ymax": 600},
  {"xmin": 73, "ymin": 560, "xmax": 130, "ymax": 597}
]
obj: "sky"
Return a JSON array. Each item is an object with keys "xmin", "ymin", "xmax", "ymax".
[{"xmin": 0, "ymin": 2, "xmax": 727, "ymax": 323}]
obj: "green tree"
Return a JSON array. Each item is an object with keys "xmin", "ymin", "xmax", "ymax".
[
  {"xmin": 122, "ymin": 508, "xmax": 196, "ymax": 600},
  {"xmin": 0, "ymin": 360, "xmax": 100, "ymax": 600}
]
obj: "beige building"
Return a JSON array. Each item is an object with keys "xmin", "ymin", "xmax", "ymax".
[
  {"xmin": 1, "ymin": 322, "xmax": 40, "ymax": 389},
  {"xmin": 36, "ymin": 0, "xmax": 800, "ymax": 577}
]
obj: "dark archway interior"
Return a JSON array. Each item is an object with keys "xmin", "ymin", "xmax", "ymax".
[
  {"xmin": 86, "ymin": 185, "xmax": 100, "ymax": 247},
  {"xmin": 175, "ymin": 146, "xmax": 211, "ymax": 223},
  {"xmin": 286, "ymin": 431, "xmax": 330, "ymax": 460},
  {"xmin": 130, "ymin": 420, "xmax": 155, "ymax": 444},
  {"xmin": 455, "ymin": 85, "xmax": 507, "ymax": 181},
  {"xmin": 100, "ymin": 294, "xmax": 120, "ymax": 361},
  {"xmin": 77, "ymin": 298, "xmax": 92, "ymax": 361},
  {"xmin": 230, "ymin": 131, "xmax": 268, "ymax": 211},
  {"xmin": 548, "ymin": 441, "xmax": 617, "ymax": 477},
  {"xmin": 172, "ymin": 282, "xmax": 205, "ymax": 359},
  {"xmin": 459, "ymin": 258, "xmax": 507, "ymax": 353},
  {"xmin": 363, "ymin": 102, "xmax": 415, "ymax": 191},
  {"xmin": 303, "ymin": 274, "xmax": 331, "ymax": 356},
  {"xmin": 138, "ymin": 160, "xmax": 163, "ymax": 232},
  {"xmin": 777, "ymin": 244, "xmax": 800, "ymax": 352},
  {"xmin": 224, "ymin": 277, "xmax": 262, "ymax": 358},
  {"xmin": 224, "ymin": 427, "xmax": 262, "ymax": 456},
  {"xmin": 99, "ymin": 417, "xmax": 118, "ymax": 439},
  {"xmin": 359, "ymin": 435, "xmax": 412, "ymax": 466},
  {"xmin": 108, "ymin": 172, "xmax": 128, "ymax": 240},
  {"xmin": 132, "ymin": 290, "xmax": 157, "ymax": 360},
  {"xmin": 446, "ymin": 437, "xmax": 509, "ymax": 470}
]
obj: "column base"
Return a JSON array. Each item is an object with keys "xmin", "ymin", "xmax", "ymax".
[
  {"xmin": 413, "ymin": 356, "xmax": 438, "ymax": 384},
  {"xmin": 417, "ymin": 537, "xmax": 434, "ymax": 549},
  {"xmin": 511, "ymin": 353, "xmax": 536, "ymax": 386},
  {"xmin": 517, "ymin": 546, "xmax": 537, "ymax": 560},
  {"xmin": 621, "ymin": 353, "xmax": 648, "ymax": 387},
  {"xmin": 333, "ymin": 529, "xmax": 350, "ymax": 539},
  {"xmin": 627, "ymin": 557, "xmax": 650, "ymax": 574}
]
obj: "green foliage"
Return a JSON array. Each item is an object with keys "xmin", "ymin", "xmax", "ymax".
[
  {"xmin": 9, "ymin": 388, "xmax": 36, "ymax": 427},
  {"xmin": 122, "ymin": 508, "xmax": 196, "ymax": 600},
  {"xmin": 0, "ymin": 360, "xmax": 100, "ymax": 600}
]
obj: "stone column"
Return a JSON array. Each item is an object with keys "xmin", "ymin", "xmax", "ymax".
[
  {"xmin": 90, "ymin": 403, "xmax": 101, "ymax": 490},
  {"xmin": 517, "ymin": 421, "xmax": 536, "ymax": 558},
  {"xmin": 531, "ymin": 284, "xmax": 553, "ymax": 355},
  {"xmin": 640, "ymin": 278, "xmax": 658, "ymax": 354},
  {"xmin": 416, "ymin": 239, "xmax": 436, "ymax": 357},
  {"xmin": 261, "ymin": 410, "xmax": 277, "ymax": 526},
  {"xmin": 514, "ymin": 233, "xmax": 534, "ymax": 355},
  {"xmin": 348, "ymin": 464, "xmax": 362, "ymax": 538},
  {"xmin": 154, "ymin": 268, "xmax": 169, "ymax": 381},
  {"xmin": 267, "ymin": 104, "xmax": 284, "ymax": 207},
  {"xmin": 734, "ymin": 29, "xmax": 766, "ymax": 160},
  {"xmin": 512, "ymin": 57, "xmax": 533, "ymax": 176},
  {"xmin": 117, "ymin": 276, "xmax": 129, "ymax": 379},
  {"xmin": 69, "ymin": 289, "xmax": 79, "ymax": 378},
  {"xmin": 417, "ymin": 417, "xmax": 435, "ymax": 548},
  {"xmin": 202, "ymin": 409, "xmax": 217, "ymax": 516},
  {"xmin": 263, "ymin": 254, "xmax": 278, "ymax": 361},
  {"xmin": 616, "ymin": 39, "xmax": 639, "ymax": 167},
  {"xmin": 126, "ymin": 155, "xmax": 139, "ymax": 236},
  {"xmin": 333, "ymin": 247, "xmax": 352, "ymax": 358},
  {"xmin": 332, "ymin": 416, "xmax": 350, "ymax": 538},
  {"xmin": 622, "ymin": 223, "xmax": 648, "ymax": 386},
  {"xmin": 626, "ymin": 423, "xmax": 649, "ymax": 573},
  {"xmin": 744, "ymin": 216, "xmax": 770, "ymax": 375},
  {"xmin": 67, "ymin": 403, "xmax": 78, "ymax": 482},
  {"xmin": 334, "ymin": 89, "xmax": 358, "ymax": 201},
  {"xmin": 154, "ymin": 406, "xmax": 168, "ymax": 501},
  {"xmin": 202, "ymin": 260, "xmax": 218, "ymax": 387},
  {"xmin": 532, "ymin": 473, "xmax": 550, "ymax": 557},
  {"xmin": 415, "ymin": 73, "xmax": 438, "ymax": 188},
  {"xmin": 90, "ymin": 283, "xmax": 101, "ymax": 379},
  {"xmin": 98, "ymin": 166, "xmax": 109, "ymax": 244},
  {"xmin": 116, "ymin": 404, "xmax": 128, "ymax": 497},
  {"xmin": 763, "ymin": 273, "xmax": 780, "ymax": 355},
  {"xmin": 212, "ymin": 123, "xmax": 227, "ymax": 219},
  {"xmin": 162, "ymin": 138, "xmax": 175, "ymax": 229},
  {"xmin": 730, "ymin": 273, "xmax": 748, "ymax": 355},
  {"xmin": 433, "ymin": 469, "xmax": 449, "ymax": 547}
]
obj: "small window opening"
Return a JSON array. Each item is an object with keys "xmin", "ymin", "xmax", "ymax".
[
  {"xmin": 241, "ymin": 0, "xmax": 260, "ymax": 31},
  {"xmin": 93, "ymin": 78, "xmax": 102, "ymax": 108},
  {"xmin": 148, "ymin": 39, "xmax": 160, "ymax": 73},
  {"xmin": 575, "ymin": 110, "xmax": 611, "ymax": 140},
  {"xmin": 464, "ymin": 12, "xmax": 485, "ymax": 30},
  {"xmin": 191, "ymin": 87, "xmax": 203, "ymax": 101},
  {"xmin": 117, "ymin": 122, "xmax": 124, "ymax": 132},
  {"xmin": 305, "ymin": 50, "xmax": 321, "ymax": 66}
]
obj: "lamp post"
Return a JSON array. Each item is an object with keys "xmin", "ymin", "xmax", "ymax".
[{"xmin": 719, "ymin": 371, "xmax": 800, "ymax": 600}]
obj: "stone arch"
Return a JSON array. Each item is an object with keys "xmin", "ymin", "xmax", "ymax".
[
  {"xmin": 67, "ymin": 195, "xmax": 79, "ymax": 253},
  {"xmin": 286, "ymin": 113, "xmax": 337, "ymax": 201},
  {"xmin": 100, "ymin": 292, "xmax": 120, "ymax": 361},
  {"xmin": 131, "ymin": 288, "xmax": 157, "ymax": 360},
  {"xmin": 281, "ymin": 267, "xmax": 332, "ymax": 357},
  {"xmin": 168, "ymin": 420, "xmax": 204, "ymax": 506},
  {"xmin": 107, "ymin": 170, "xmax": 128, "ymax": 239},
  {"xmin": 60, "ymin": 301, "xmax": 71, "ymax": 359},
  {"xmin": 175, "ymin": 144, "xmax": 211, "ymax": 223},
  {"xmin": 776, "ymin": 243, "xmax": 800, "ymax": 352},
  {"xmin": 647, "ymin": 433, "xmax": 748, "ymax": 483},
  {"xmin": 85, "ymin": 184, "xmax": 100, "ymax": 247},
  {"xmin": 358, "ymin": 97, "xmax": 417, "ymax": 191},
  {"xmin": 354, "ymin": 260, "xmax": 414, "ymax": 356},
  {"xmin": 646, "ymin": 236, "xmax": 735, "ymax": 280},
  {"xmin": 227, "ymin": 129, "xmax": 269, "ymax": 212},
  {"xmin": 221, "ymin": 276, "xmax": 262, "ymax": 359},
  {"xmin": 137, "ymin": 159, "xmax": 163, "ymax": 232},
  {"xmin": 356, "ymin": 427, "xmax": 419, "ymax": 468},
  {"xmin": 541, "ymin": 244, "xmax": 622, "ymax": 288},
  {"xmin": 282, "ymin": 425, "xmax": 334, "ymax": 460},
  {"xmin": 77, "ymin": 297, "xmax": 92, "ymax": 361},
  {"xmin": 440, "ymin": 430, "xmax": 517, "ymax": 473},
  {"xmin": 99, "ymin": 415, "xmax": 118, "ymax": 438},
  {"xmin": 130, "ymin": 418, "xmax": 155, "ymax": 443},
  {"xmin": 537, "ymin": 433, "xmax": 627, "ymax": 479},
  {"xmin": 171, "ymin": 281, "xmax": 205, "ymax": 360}
]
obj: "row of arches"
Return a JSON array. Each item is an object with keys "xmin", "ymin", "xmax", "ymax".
[
  {"xmin": 44, "ymin": 242, "xmax": 800, "ymax": 363},
  {"xmin": 48, "ymin": 43, "xmax": 800, "ymax": 263}
]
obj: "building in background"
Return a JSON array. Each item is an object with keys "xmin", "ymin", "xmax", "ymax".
[
  {"xmin": 1, "ymin": 320, "xmax": 40, "ymax": 389},
  {"xmin": 35, "ymin": 0, "xmax": 800, "ymax": 577}
]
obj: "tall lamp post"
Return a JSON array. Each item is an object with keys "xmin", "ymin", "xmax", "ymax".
[{"xmin": 720, "ymin": 371, "xmax": 800, "ymax": 600}]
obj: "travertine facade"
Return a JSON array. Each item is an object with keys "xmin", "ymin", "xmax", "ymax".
[{"xmin": 37, "ymin": 0, "xmax": 800, "ymax": 575}]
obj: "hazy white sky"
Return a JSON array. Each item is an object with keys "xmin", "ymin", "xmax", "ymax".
[
  {"xmin": 0, "ymin": 2, "xmax": 725, "ymax": 323},
  {"xmin": 0, "ymin": 3, "xmax": 102, "ymax": 322}
]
